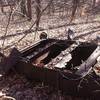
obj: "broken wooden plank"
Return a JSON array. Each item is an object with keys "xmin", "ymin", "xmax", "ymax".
[{"xmin": 76, "ymin": 46, "xmax": 100, "ymax": 76}]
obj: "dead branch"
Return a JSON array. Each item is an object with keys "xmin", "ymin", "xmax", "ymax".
[
  {"xmin": 30, "ymin": 0, "xmax": 53, "ymax": 29},
  {"xmin": 0, "ymin": 0, "xmax": 53, "ymax": 52},
  {"xmin": 1, "ymin": 0, "xmax": 24, "ymax": 51}
]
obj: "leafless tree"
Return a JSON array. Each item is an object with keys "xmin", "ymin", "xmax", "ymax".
[
  {"xmin": 27, "ymin": 0, "xmax": 32, "ymax": 20},
  {"xmin": 20, "ymin": 0, "xmax": 27, "ymax": 17},
  {"xmin": 35, "ymin": 0, "xmax": 41, "ymax": 31}
]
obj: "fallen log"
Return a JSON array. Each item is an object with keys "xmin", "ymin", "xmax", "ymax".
[{"xmin": 76, "ymin": 46, "xmax": 100, "ymax": 76}]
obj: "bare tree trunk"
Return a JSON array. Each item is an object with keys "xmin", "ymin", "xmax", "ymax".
[
  {"xmin": 48, "ymin": 0, "xmax": 54, "ymax": 15},
  {"xmin": 27, "ymin": 0, "xmax": 32, "ymax": 21},
  {"xmin": 21, "ymin": 0, "xmax": 27, "ymax": 17},
  {"xmin": 35, "ymin": 0, "xmax": 41, "ymax": 31},
  {"xmin": 70, "ymin": 0, "xmax": 79, "ymax": 23}
]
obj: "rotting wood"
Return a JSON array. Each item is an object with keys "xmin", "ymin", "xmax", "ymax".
[{"xmin": 76, "ymin": 46, "xmax": 100, "ymax": 76}]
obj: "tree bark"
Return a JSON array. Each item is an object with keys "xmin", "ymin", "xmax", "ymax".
[
  {"xmin": 76, "ymin": 46, "xmax": 100, "ymax": 76},
  {"xmin": 35, "ymin": 0, "xmax": 41, "ymax": 31},
  {"xmin": 21, "ymin": 0, "xmax": 27, "ymax": 17},
  {"xmin": 70, "ymin": 0, "xmax": 79, "ymax": 23},
  {"xmin": 27, "ymin": 0, "xmax": 32, "ymax": 21}
]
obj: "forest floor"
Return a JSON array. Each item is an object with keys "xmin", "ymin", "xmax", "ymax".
[
  {"xmin": 0, "ymin": 6, "xmax": 100, "ymax": 100},
  {"xmin": 0, "ymin": 7, "xmax": 100, "ymax": 53}
]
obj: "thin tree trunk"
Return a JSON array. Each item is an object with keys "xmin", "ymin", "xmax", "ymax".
[
  {"xmin": 27, "ymin": 0, "xmax": 32, "ymax": 21},
  {"xmin": 21, "ymin": 0, "xmax": 27, "ymax": 17},
  {"xmin": 70, "ymin": 0, "xmax": 79, "ymax": 23},
  {"xmin": 35, "ymin": 0, "xmax": 41, "ymax": 31}
]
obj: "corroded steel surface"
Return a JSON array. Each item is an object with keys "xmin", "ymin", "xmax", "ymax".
[{"xmin": 13, "ymin": 39, "xmax": 100, "ymax": 99}]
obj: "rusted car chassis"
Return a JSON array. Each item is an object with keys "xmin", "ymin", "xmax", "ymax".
[{"xmin": 1, "ymin": 39, "xmax": 100, "ymax": 99}]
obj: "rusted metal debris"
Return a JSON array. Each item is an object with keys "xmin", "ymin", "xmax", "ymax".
[{"xmin": 0, "ymin": 38, "xmax": 100, "ymax": 99}]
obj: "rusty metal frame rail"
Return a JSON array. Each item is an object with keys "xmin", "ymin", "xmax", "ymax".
[{"xmin": 14, "ymin": 39, "xmax": 100, "ymax": 99}]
